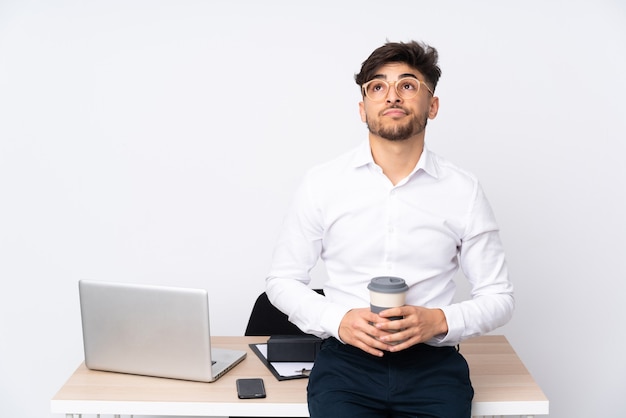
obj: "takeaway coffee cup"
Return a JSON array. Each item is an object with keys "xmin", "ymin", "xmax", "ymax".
[{"xmin": 368, "ymin": 276, "xmax": 409, "ymax": 320}]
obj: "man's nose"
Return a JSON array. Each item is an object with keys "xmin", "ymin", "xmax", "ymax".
[{"xmin": 385, "ymin": 85, "xmax": 402, "ymax": 102}]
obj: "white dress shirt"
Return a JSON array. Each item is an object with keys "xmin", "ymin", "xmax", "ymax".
[{"xmin": 266, "ymin": 140, "xmax": 514, "ymax": 346}]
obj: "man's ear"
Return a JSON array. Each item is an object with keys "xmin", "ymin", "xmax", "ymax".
[
  {"xmin": 428, "ymin": 96, "xmax": 439, "ymax": 120},
  {"xmin": 359, "ymin": 101, "xmax": 366, "ymax": 122}
]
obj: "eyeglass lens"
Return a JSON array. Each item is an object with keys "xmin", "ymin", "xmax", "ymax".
[{"xmin": 364, "ymin": 78, "xmax": 421, "ymax": 100}]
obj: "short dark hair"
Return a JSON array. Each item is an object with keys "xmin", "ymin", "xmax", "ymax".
[{"xmin": 355, "ymin": 41, "xmax": 441, "ymax": 93}]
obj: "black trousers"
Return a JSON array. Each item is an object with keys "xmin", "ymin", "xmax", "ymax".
[{"xmin": 307, "ymin": 338, "xmax": 473, "ymax": 418}]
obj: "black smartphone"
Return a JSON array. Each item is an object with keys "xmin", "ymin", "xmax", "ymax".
[{"xmin": 236, "ymin": 378, "xmax": 266, "ymax": 399}]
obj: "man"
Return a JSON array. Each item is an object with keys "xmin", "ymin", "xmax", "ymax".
[{"xmin": 266, "ymin": 41, "xmax": 514, "ymax": 417}]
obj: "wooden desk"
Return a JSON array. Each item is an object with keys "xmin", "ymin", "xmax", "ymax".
[{"xmin": 51, "ymin": 335, "xmax": 548, "ymax": 417}]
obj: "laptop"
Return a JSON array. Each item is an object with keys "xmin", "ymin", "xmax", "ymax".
[{"xmin": 78, "ymin": 279, "xmax": 246, "ymax": 382}]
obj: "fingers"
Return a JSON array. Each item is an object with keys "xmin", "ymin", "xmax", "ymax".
[
  {"xmin": 350, "ymin": 333, "xmax": 389, "ymax": 357},
  {"xmin": 338, "ymin": 306, "xmax": 448, "ymax": 356},
  {"xmin": 339, "ymin": 309, "xmax": 395, "ymax": 357},
  {"xmin": 374, "ymin": 306, "xmax": 448, "ymax": 351}
]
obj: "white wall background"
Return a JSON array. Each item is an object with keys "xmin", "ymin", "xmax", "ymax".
[{"xmin": 1, "ymin": 1, "xmax": 625, "ymax": 417}]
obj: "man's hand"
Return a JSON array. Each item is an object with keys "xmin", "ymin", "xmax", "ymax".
[
  {"xmin": 338, "ymin": 308, "xmax": 397, "ymax": 357},
  {"xmin": 338, "ymin": 306, "xmax": 448, "ymax": 355},
  {"xmin": 375, "ymin": 305, "xmax": 448, "ymax": 352}
]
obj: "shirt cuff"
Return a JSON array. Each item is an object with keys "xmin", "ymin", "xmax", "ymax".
[
  {"xmin": 319, "ymin": 302, "xmax": 351, "ymax": 341},
  {"xmin": 430, "ymin": 304, "xmax": 465, "ymax": 346}
]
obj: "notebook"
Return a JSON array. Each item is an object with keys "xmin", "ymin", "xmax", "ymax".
[{"xmin": 78, "ymin": 279, "xmax": 246, "ymax": 382}]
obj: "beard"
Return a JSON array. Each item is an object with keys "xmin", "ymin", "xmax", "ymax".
[{"xmin": 366, "ymin": 108, "xmax": 429, "ymax": 141}]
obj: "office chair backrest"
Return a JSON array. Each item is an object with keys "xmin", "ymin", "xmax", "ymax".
[{"xmin": 244, "ymin": 290, "xmax": 324, "ymax": 336}]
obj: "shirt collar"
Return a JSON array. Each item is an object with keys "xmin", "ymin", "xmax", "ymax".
[
  {"xmin": 351, "ymin": 140, "xmax": 439, "ymax": 179},
  {"xmin": 351, "ymin": 140, "xmax": 375, "ymax": 168}
]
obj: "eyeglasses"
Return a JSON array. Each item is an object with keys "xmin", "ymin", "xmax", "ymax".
[{"xmin": 362, "ymin": 77, "xmax": 434, "ymax": 101}]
